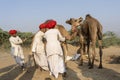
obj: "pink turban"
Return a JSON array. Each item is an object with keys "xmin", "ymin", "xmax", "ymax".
[{"xmin": 9, "ymin": 30, "xmax": 17, "ymax": 35}]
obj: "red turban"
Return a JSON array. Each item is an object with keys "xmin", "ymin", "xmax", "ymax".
[
  {"xmin": 46, "ymin": 20, "xmax": 57, "ymax": 29},
  {"xmin": 39, "ymin": 23, "xmax": 47, "ymax": 29},
  {"xmin": 9, "ymin": 30, "xmax": 17, "ymax": 35}
]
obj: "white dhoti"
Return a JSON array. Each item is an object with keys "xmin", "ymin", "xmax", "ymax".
[
  {"xmin": 32, "ymin": 31, "xmax": 49, "ymax": 70},
  {"xmin": 34, "ymin": 52, "xmax": 49, "ymax": 70},
  {"xmin": 48, "ymin": 55, "xmax": 66, "ymax": 78}
]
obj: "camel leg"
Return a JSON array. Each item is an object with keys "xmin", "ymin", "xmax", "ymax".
[
  {"xmin": 83, "ymin": 44, "xmax": 86, "ymax": 55},
  {"xmin": 79, "ymin": 49, "xmax": 83, "ymax": 66},
  {"xmin": 87, "ymin": 40, "xmax": 91, "ymax": 66},
  {"xmin": 97, "ymin": 30, "xmax": 103, "ymax": 69},
  {"xmin": 61, "ymin": 43, "xmax": 68, "ymax": 69},
  {"xmin": 89, "ymin": 41, "xmax": 96, "ymax": 69},
  {"xmin": 79, "ymin": 43, "xmax": 84, "ymax": 66},
  {"xmin": 98, "ymin": 40, "xmax": 103, "ymax": 69}
]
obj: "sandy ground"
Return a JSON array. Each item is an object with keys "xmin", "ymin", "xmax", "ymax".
[{"xmin": 0, "ymin": 44, "xmax": 120, "ymax": 80}]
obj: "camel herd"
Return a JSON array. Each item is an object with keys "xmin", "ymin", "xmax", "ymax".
[{"xmin": 56, "ymin": 14, "xmax": 103, "ymax": 69}]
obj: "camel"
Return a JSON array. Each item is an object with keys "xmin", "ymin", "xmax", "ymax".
[{"xmin": 66, "ymin": 14, "xmax": 103, "ymax": 69}]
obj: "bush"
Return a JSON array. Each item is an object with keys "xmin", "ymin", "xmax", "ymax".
[{"xmin": 102, "ymin": 31, "xmax": 120, "ymax": 48}]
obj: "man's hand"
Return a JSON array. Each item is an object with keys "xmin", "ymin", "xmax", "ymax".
[
  {"xmin": 23, "ymin": 38, "xmax": 27, "ymax": 42},
  {"xmin": 32, "ymin": 52, "xmax": 35, "ymax": 55}
]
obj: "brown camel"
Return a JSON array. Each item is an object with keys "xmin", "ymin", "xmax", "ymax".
[{"xmin": 66, "ymin": 14, "xmax": 103, "ymax": 69}]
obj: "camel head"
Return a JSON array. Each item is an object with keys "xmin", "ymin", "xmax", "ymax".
[{"xmin": 66, "ymin": 17, "xmax": 83, "ymax": 32}]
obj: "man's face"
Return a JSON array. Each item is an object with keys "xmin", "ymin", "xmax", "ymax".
[
  {"xmin": 40, "ymin": 28, "xmax": 46, "ymax": 33},
  {"xmin": 12, "ymin": 34, "xmax": 17, "ymax": 37}
]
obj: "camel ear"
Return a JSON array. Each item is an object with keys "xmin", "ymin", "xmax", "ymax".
[
  {"xmin": 78, "ymin": 17, "xmax": 83, "ymax": 22},
  {"xmin": 66, "ymin": 18, "xmax": 72, "ymax": 25}
]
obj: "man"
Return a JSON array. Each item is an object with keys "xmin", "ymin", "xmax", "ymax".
[
  {"xmin": 9, "ymin": 29, "xmax": 25, "ymax": 70},
  {"xmin": 44, "ymin": 20, "xmax": 67, "ymax": 78},
  {"xmin": 31, "ymin": 23, "xmax": 49, "ymax": 71}
]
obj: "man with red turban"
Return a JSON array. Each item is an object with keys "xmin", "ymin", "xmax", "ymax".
[
  {"xmin": 44, "ymin": 20, "xmax": 66, "ymax": 78},
  {"xmin": 9, "ymin": 29, "xmax": 25, "ymax": 70},
  {"xmin": 31, "ymin": 23, "xmax": 49, "ymax": 71}
]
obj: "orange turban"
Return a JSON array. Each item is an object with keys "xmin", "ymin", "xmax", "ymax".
[
  {"xmin": 46, "ymin": 20, "xmax": 57, "ymax": 29},
  {"xmin": 9, "ymin": 30, "xmax": 17, "ymax": 35},
  {"xmin": 39, "ymin": 23, "xmax": 47, "ymax": 29}
]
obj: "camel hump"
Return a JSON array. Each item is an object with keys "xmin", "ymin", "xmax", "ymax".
[
  {"xmin": 86, "ymin": 14, "xmax": 91, "ymax": 16},
  {"xmin": 86, "ymin": 14, "xmax": 92, "ymax": 18},
  {"xmin": 55, "ymin": 24, "xmax": 69, "ymax": 37},
  {"xmin": 85, "ymin": 14, "xmax": 97, "ymax": 21}
]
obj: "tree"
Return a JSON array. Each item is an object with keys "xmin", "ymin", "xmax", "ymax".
[{"xmin": 102, "ymin": 31, "xmax": 120, "ymax": 48}]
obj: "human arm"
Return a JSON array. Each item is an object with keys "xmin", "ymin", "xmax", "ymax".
[
  {"xmin": 9, "ymin": 36, "xmax": 23, "ymax": 45},
  {"xmin": 31, "ymin": 36, "xmax": 37, "ymax": 53},
  {"xmin": 57, "ymin": 29, "xmax": 65, "ymax": 42}
]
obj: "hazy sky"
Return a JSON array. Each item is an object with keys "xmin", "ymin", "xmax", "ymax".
[{"xmin": 0, "ymin": 0, "xmax": 120, "ymax": 33}]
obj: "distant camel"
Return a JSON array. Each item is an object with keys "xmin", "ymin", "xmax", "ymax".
[{"xmin": 66, "ymin": 14, "xmax": 103, "ymax": 69}]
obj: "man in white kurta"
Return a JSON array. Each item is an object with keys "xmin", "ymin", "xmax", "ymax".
[
  {"xmin": 44, "ymin": 28, "xmax": 66, "ymax": 78},
  {"xmin": 9, "ymin": 30, "xmax": 25, "ymax": 70},
  {"xmin": 31, "ymin": 23, "xmax": 49, "ymax": 71}
]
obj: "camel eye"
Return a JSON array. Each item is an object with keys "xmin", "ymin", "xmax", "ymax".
[{"xmin": 75, "ymin": 20, "xmax": 77, "ymax": 22}]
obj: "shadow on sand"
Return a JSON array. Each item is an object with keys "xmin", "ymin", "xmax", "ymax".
[
  {"xmin": 0, "ymin": 64, "xmax": 23, "ymax": 80},
  {"xmin": 77, "ymin": 62, "xmax": 120, "ymax": 80},
  {"xmin": 0, "ymin": 64, "xmax": 36, "ymax": 80},
  {"xmin": 63, "ymin": 67, "xmax": 80, "ymax": 80},
  {"xmin": 1, "ymin": 59, "xmax": 119, "ymax": 80},
  {"xmin": 0, "ymin": 64, "xmax": 16, "ymax": 74},
  {"xmin": 19, "ymin": 66, "xmax": 36, "ymax": 80}
]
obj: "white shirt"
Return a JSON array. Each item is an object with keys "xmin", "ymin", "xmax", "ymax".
[
  {"xmin": 32, "ymin": 31, "xmax": 45, "ymax": 53},
  {"xmin": 44, "ymin": 29, "xmax": 65, "ymax": 57},
  {"xmin": 9, "ymin": 36, "xmax": 23, "ymax": 48},
  {"xmin": 9, "ymin": 36, "xmax": 24, "ymax": 58}
]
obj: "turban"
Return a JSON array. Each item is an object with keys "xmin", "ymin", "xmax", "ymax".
[
  {"xmin": 39, "ymin": 23, "xmax": 47, "ymax": 29},
  {"xmin": 46, "ymin": 20, "xmax": 57, "ymax": 29},
  {"xmin": 9, "ymin": 30, "xmax": 17, "ymax": 35}
]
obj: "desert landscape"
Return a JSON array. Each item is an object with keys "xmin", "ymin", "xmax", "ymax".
[
  {"xmin": 1, "ymin": 0, "xmax": 120, "ymax": 80},
  {"xmin": 0, "ymin": 44, "xmax": 120, "ymax": 80}
]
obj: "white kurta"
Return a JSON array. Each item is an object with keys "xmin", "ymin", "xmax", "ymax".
[
  {"xmin": 44, "ymin": 29, "xmax": 66, "ymax": 78},
  {"xmin": 32, "ymin": 31, "xmax": 48, "ymax": 70},
  {"xmin": 9, "ymin": 36, "xmax": 25, "ymax": 66}
]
